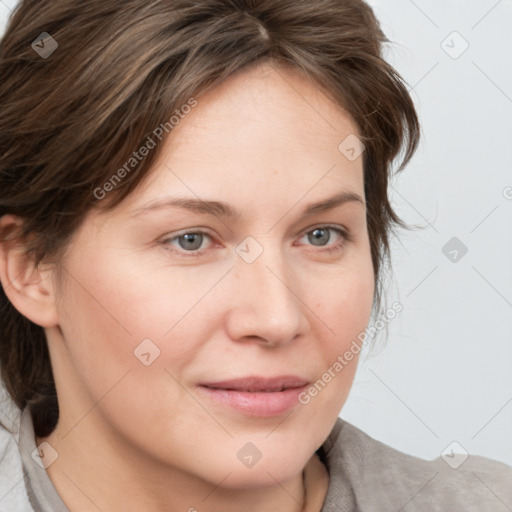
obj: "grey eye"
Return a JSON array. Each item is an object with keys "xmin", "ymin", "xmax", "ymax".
[
  {"xmin": 177, "ymin": 233, "xmax": 204, "ymax": 251},
  {"xmin": 307, "ymin": 228, "xmax": 332, "ymax": 246}
]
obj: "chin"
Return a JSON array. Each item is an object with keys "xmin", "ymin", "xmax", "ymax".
[
  {"xmin": 213, "ymin": 458, "xmax": 305, "ymax": 490},
  {"xmin": 181, "ymin": 434, "xmax": 312, "ymax": 490}
]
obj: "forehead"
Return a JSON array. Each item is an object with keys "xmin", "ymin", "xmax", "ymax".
[
  {"xmin": 170, "ymin": 61, "xmax": 361, "ymax": 157},
  {"xmin": 115, "ymin": 61, "xmax": 365, "ymax": 217}
]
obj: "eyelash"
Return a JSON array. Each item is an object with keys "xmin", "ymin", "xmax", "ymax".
[{"xmin": 161, "ymin": 225, "xmax": 351, "ymax": 258}]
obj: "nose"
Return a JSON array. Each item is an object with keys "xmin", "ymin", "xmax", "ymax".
[{"xmin": 224, "ymin": 242, "xmax": 307, "ymax": 348}]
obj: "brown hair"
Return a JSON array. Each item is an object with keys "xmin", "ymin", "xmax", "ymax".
[{"xmin": 0, "ymin": 0, "xmax": 419, "ymax": 437}]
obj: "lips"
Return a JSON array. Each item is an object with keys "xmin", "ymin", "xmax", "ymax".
[
  {"xmin": 197, "ymin": 375, "xmax": 310, "ymax": 417},
  {"xmin": 199, "ymin": 375, "xmax": 309, "ymax": 392}
]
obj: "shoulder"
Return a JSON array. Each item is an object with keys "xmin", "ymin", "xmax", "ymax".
[
  {"xmin": 319, "ymin": 417, "xmax": 512, "ymax": 512},
  {"xmin": 0, "ymin": 396, "xmax": 34, "ymax": 512}
]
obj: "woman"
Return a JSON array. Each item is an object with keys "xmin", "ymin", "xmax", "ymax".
[{"xmin": 0, "ymin": 1, "xmax": 510, "ymax": 511}]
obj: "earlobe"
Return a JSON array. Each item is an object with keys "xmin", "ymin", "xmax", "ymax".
[{"xmin": 0, "ymin": 214, "xmax": 59, "ymax": 328}]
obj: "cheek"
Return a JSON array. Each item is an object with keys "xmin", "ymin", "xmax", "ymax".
[
  {"xmin": 59, "ymin": 247, "xmax": 207, "ymax": 347},
  {"xmin": 54, "ymin": 245, "xmax": 233, "ymax": 419},
  {"xmin": 307, "ymin": 253, "xmax": 375, "ymax": 394},
  {"xmin": 55, "ymin": 260, "xmax": 207, "ymax": 448},
  {"xmin": 55, "ymin": 254, "xmax": 183, "ymax": 400},
  {"xmin": 312, "ymin": 252, "xmax": 375, "ymax": 345}
]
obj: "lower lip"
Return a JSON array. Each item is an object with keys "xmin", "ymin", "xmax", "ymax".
[{"xmin": 197, "ymin": 385, "xmax": 308, "ymax": 417}]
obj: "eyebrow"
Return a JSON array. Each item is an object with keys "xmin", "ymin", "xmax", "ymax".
[{"xmin": 130, "ymin": 190, "xmax": 365, "ymax": 220}]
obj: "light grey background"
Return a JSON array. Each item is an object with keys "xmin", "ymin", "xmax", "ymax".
[
  {"xmin": 1, "ymin": 0, "xmax": 511, "ymax": 467},
  {"xmin": 344, "ymin": 0, "xmax": 512, "ymax": 468}
]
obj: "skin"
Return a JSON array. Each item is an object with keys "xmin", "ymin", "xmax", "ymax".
[{"xmin": 0, "ymin": 61, "xmax": 375, "ymax": 512}]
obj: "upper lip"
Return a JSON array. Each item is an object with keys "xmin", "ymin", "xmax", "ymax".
[{"xmin": 199, "ymin": 375, "xmax": 310, "ymax": 392}]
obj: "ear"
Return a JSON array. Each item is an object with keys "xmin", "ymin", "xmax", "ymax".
[{"xmin": 0, "ymin": 214, "xmax": 59, "ymax": 328}]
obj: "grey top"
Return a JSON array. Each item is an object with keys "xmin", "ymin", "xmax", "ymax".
[{"xmin": 1, "ymin": 400, "xmax": 511, "ymax": 511}]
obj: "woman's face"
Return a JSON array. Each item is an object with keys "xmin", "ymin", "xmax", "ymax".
[{"xmin": 46, "ymin": 61, "xmax": 374, "ymax": 488}]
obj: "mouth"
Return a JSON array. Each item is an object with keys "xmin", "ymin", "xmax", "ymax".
[{"xmin": 197, "ymin": 375, "xmax": 310, "ymax": 417}]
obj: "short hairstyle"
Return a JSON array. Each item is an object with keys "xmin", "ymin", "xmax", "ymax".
[{"xmin": 0, "ymin": 0, "xmax": 419, "ymax": 437}]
